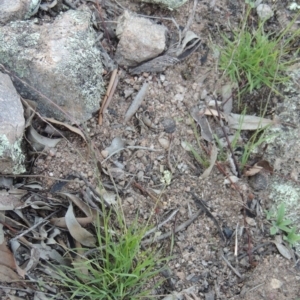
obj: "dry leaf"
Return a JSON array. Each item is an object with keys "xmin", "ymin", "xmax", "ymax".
[
  {"xmin": 256, "ymin": 160, "xmax": 273, "ymax": 173},
  {"xmin": 65, "ymin": 203, "xmax": 96, "ymax": 247},
  {"xmin": 0, "ymin": 265, "xmax": 21, "ymax": 282},
  {"xmin": 0, "ymin": 242, "xmax": 16, "ymax": 270},
  {"xmin": 50, "ymin": 216, "xmax": 93, "ymax": 228},
  {"xmin": 226, "ymin": 113, "xmax": 275, "ymax": 130},
  {"xmin": 27, "ymin": 126, "xmax": 62, "ymax": 151},
  {"xmin": 273, "ymin": 241, "xmax": 292, "ymax": 260},
  {"xmin": 200, "ymin": 144, "xmax": 218, "ymax": 179},
  {"xmin": 190, "ymin": 107, "xmax": 213, "ymax": 142},
  {"xmin": 43, "ymin": 117, "xmax": 87, "ymax": 142},
  {"xmin": 57, "ymin": 193, "xmax": 98, "ymax": 219},
  {"xmin": 244, "ymin": 165, "xmax": 263, "ymax": 176}
]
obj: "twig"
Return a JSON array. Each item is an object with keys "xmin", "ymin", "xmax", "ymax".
[
  {"xmin": 143, "ymin": 209, "xmax": 179, "ymax": 238},
  {"xmin": 124, "ymin": 82, "xmax": 149, "ymax": 122},
  {"xmin": 132, "ymin": 181, "xmax": 163, "ymax": 209},
  {"xmin": 221, "ymin": 254, "xmax": 243, "ymax": 279},
  {"xmin": 181, "ymin": 0, "xmax": 198, "ymax": 38},
  {"xmin": 214, "ymin": 100, "xmax": 241, "ymax": 177},
  {"xmin": 11, "ymin": 211, "xmax": 58, "ymax": 242},
  {"xmin": 4, "ymin": 174, "xmax": 73, "ymax": 181},
  {"xmin": 142, "ymin": 208, "xmax": 203, "ymax": 246},
  {"xmin": 101, "ymin": 146, "xmax": 161, "ymax": 164},
  {"xmin": 98, "ymin": 69, "xmax": 119, "ymax": 125},
  {"xmin": 167, "ymin": 134, "xmax": 175, "ymax": 173},
  {"xmin": 190, "ymin": 192, "xmax": 226, "ymax": 242},
  {"xmin": 238, "ymin": 242, "xmax": 271, "ymax": 260}
]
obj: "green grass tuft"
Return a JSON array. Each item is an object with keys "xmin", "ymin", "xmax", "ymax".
[
  {"xmin": 219, "ymin": 7, "xmax": 300, "ymax": 97},
  {"xmin": 53, "ymin": 210, "xmax": 168, "ymax": 300}
]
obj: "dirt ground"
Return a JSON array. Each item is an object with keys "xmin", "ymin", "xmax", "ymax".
[{"xmin": 3, "ymin": 0, "xmax": 300, "ymax": 299}]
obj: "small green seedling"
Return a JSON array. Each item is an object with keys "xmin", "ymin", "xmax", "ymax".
[{"xmin": 266, "ymin": 203, "xmax": 300, "ymax": 247}]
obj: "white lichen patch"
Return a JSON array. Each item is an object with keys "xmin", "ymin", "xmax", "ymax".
[{"xmin": 0, "ymin": 134, "xmax": 25, "ymax": 174}]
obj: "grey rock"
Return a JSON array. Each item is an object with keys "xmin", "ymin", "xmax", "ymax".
[
  {"xmin": 0, "ymin": 7, "xmax": 104, "ymax": 123},
  {"xmin": 138, "ymin": 0, "xmax": 188, "ymax": 9},
  {"xmin": 0, "ymin": 72, "xmax": 25, "ymax": 174},
  {"xmin": 115, "ymin": 11, "xmax": 168, "ymax": 67},
  {"xmin": 205, "ymin": 291, "xmax": 215, "ymax": 300},
  {"xmin": 0, "ymin": 0, "xmax": 40, "ymax": 24}
]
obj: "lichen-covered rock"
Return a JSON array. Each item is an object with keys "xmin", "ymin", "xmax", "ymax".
[
  {"xmin": 0, "ymin": 0, "xmax": 40, "ymax": 24},
  {"xmin": 0, "ymin": 72, "xmax": 25, "ymax": 174},
  {"xmin": 0, "ymin": 7, "xmax": 104, "ymax": 123},
  {"xmin": 115, "ymin": 11, "xmax": 168, "ymax": 67}
]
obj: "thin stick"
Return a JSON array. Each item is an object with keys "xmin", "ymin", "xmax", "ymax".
[
  {"xmin": 11, "ymin": 211, "xmax": 57, "ymax": 242},
  {"xmin": 143, "ymin": 209, "xmax": 179, "ymax": 238},
  {"xmin": 181, "ymin": 0, "xmax": 198, "ymax": 38},
  {"xmin": 191, "ymin": 192, "xmax": 226, "ymax": 242},
  {"xmin": 221, "ymin": 254, "xmax": 242, "ymax": 278},
  {"xmin": 142, "ymin": 208, "xmax": 202, "ymax": 246},
  {"xmin": 98, "ymin": 69, "xmax": 118, "ymax": 124},
  {"xmin": 101, "ymin": 146, "xmax": 161, "ymax": 164}
]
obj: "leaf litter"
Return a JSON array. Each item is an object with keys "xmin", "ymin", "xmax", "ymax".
[{"xmin": 1, "ymin": 1, "xmax": 300, "ymax": 299}]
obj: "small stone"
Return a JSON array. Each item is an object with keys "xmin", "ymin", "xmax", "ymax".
[
  {"xmin": 115, "ymin": 11, "xmax": 168, "ymax": 67},
  {"xmin": 158, "ymin": 137, "xmax": 170, "ymax": 149},
  {"xmin": 270, "ymin": 278, "xmax": 283, "ymax": 289},
  {"xmin": 257, "ymin": 4, "xmax": 274, "ymax": 20},
  {"xmin": 126, "ymin": 197, "xmax": 135, "ymax": 204}
]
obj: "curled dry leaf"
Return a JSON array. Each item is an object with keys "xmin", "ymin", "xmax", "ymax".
[
  {"xmin": 43, "ymin": 117, "xmax": 87, "ymax": 142},
  {"xmin": 57, "ymin": 192, "xmax": 98, "ymax": 220},
  {"xmin": 190, "ymin": 107, "xmax": 213, "ymax": 142},
  {"xmin": 273, "ymin": 241, "xmax": 292, "ymax": 260},
  {"xmin": 27, "ymin": 126, "xmax": 62, "ymax": 151},
  {"xmin": 244, "ymin": 165, "xmax": 263, "ymax": 177},
  {"xmin": 65, "ymin": 203, "xmax": 96, "ymax": 247},
  {"xmin": 226, "ymin": 113, "xmax": 275, "ymax": 130},
  {"xmin": 200, "ymin": 144, "xmax": 218, "ymax": 179}
]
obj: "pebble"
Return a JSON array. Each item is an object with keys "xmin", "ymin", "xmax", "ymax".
[
  {"xmin": 257, "ymin": 4, "xmax": 273, "ymax": 20},
  {"xmin": 158, "ymin": 137, "xmax": 170, "ymax": 149}
]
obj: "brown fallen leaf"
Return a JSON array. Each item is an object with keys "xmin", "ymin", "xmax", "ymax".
[
  {"xmin": 0, "ymin": 265, "xmax": 21, "ymax": 282},
  {"xmin": 43, "ymin": 117, "xmax": 87, "ymax": 142},
  {"xmin": 0, "ymin": 242, "xmax": 17, "ymax": 270}
]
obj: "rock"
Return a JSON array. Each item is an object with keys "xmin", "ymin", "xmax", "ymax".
[
  {"xmin": 0, "ymin": 7, "xmax": 104, "ymax": 123},
  {"xmin": 158, "ymin": 137, "xmax": 170, "ymax": 149},
  {"xmin": 256, "ymin": 4, "xmax": 274, "ymax": 20},
  {"xmin": 270, "ymin": 278, "xmax": 283, "ymax": 289},
  {"xmin": 0, "ymin": 72, "xmax": 25, "ymax": 174},
  {"xmin": 0, "ymin": 0, "xmax": 40, "ymax": 24},
  {"xmin": 138, "ymin": 0, "xmax": 188, "ymax": 9},
  {"xmin": 115, "ymin": 11, "xmax": 168, "ymax": 67}
]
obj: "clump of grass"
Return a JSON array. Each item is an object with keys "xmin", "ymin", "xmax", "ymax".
[
  {"xmin": 54, "ymin": 210, "xmax": 167, "ymax": 300},
  {"xmin": 219, "ymin": 7, "xmax": 300, "ymax": 97},
  {"xmin": 266, "ymin": 203, "xmax": 300, "ymax": 247}
]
